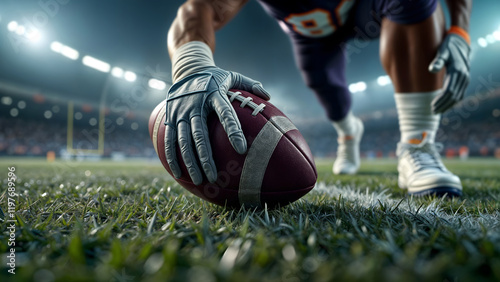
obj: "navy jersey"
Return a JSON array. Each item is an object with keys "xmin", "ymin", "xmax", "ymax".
[
  {"xmin": 257, "ymin": 0, "xmax": 356, "ymax": 39},
  {"xmin": 255, "ymin": 0, "xmax": 438, "ymax": 122},
  {"xmin": 257, "ymin": 0, "xmax": 438, "ymax": 40}
]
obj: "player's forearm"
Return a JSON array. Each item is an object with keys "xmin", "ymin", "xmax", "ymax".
[
  {"xmin": 168, "ymin": 1, "xmax": 217, "ymax": 58},
  {"xmin": 445, "ymin": 0, "xmax": 472, "ymax": 31},
  {"xmin": 168, "ymin": 0, "xmax": 248, "ymax": 58}
]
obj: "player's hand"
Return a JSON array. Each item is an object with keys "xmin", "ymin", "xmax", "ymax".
[
  {"xmin": 429, "ymin": 33, "xmax": 471, "ymax": 114},
  {"xmin": 165, "ymin": 67, "xmax": 270, "ymax": 185}
]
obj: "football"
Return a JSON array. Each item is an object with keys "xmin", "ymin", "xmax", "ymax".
[{"xmin": 149, "ymin": 89, "xmax": 317, "ymax": 208}]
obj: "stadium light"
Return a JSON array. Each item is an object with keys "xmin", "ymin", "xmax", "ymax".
[
  {"xmin": 377, "ymin": 75, "xmax": 391, "ymax": 86},
  {"xmin": 51, "ymin": 41, "xmax": 79, "ymax": 60},
  {"xmin": 61, "ymin": 45, "xmax": 79, "ymax": 60},
  {"xmin": 357, "ymin": 82, "xmax": 367, "ymax": 92},
  {"xmin": 26, "ymin": 29, "xmax": 41, "ymax": 42},
  {"xmin": 348, "ymin": 84, "xmax": 357, "ymax": 93},
  {"xmin": 7, "ymin": 21, "xmax": 18, "ymax": 32},
  {"xmin": 478, "ymin": 37, "xmax": 488, "ymax": 48},
  {"xmin": 15, "ymin": 25, "xmax": 25, "ymax": 36},
  {"xmin": 111, "ymin": 67, "xmax": 124, "ymax": 78},
  {"xmin": 486, "ymin": 34, "xmax": 495, "ymax": 44},
  {"xmin": 348, "ymin": 81, "xmax": 367, "ymax": 93},
  {"xmin": 50, "ymin": 41, "xmax": 63, "ymax": 53},
  {"xmin": 124, "ymin": 71, "xmax": 137, "ymax": 82},
  {"xmin": 493, "ymin": 31, "xmax": 500, "ymax": 41},
  {"xmin": 82, "ymin": 56, "xmax": 110, "ymax": 73},
  {"xmin": 148, "ymin": 78, "xmax": 167, "ymax": 90}
]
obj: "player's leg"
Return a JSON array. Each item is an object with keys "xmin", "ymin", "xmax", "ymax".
[
  {"xmin": 292, "ymin": 40, "xmax": 363, "ymax": 175},
  {"xmin": 380, "ymin": 2, "xmax": 462, "ymax": 196}
]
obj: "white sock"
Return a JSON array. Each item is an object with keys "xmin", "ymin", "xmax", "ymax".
[
  {"xmin": 395, "ymin": 91, "xmax": 441, "ymax": 144},
  {"xmin": 332, "ymin": 111, "xmax": 357, "ymax": 137}
]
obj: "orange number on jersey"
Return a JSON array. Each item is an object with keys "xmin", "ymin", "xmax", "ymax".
[
  {"xmin": 285, "ymin": 9, "xmax": 335, "ymax": 38},
  {"xmin": 284, "ymin": 1, "xmax": 355, "ymax": 38}
]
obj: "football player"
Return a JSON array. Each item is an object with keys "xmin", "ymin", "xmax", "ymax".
[{"xmin": 165, "ymin": 0, "xmax": 471, "ymax": 196}]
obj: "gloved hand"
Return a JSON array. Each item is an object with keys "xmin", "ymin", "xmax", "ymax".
[
  {"xmin": 165, "ymin": 67, "xmax": 270, "ymax": 185},
  {"xmin": 429, "ymin": 32, "xmax": 471, "ymax": 114}
]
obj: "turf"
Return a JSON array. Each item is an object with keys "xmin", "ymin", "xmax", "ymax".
[{"xmin": 1, "ymin": 158, "xmax": 499, "ymax": 281}]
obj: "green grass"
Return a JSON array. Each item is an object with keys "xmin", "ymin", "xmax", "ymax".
[{"xmin": 1, "ymin": 158, "xmax": 499, "ymax": 281}]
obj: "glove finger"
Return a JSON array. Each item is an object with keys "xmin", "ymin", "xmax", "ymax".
[
  {"xmin": 191, "ymin": 115, "xmax": 217, "ymax": 183},
  {"xmin": 210, "ymin": 93, "xmax": 247, "ymax": 154},
  {"xmin": 434, "ymin": 97, "xmax": 456, "ymax": 114},
  {"xmin": 452, "ymin": 72, "xmax": 467, "ymax": 99},
  {"xmin": 178, "ymin": 121, "xmax": 203, "ymax": 185},
  {"xmin": 165, "ymin": 124, "xmax": 181, "ymax": 179},
  {"xmin": 230, "ymin": 72, "xmax": 271, "ymax": 101},
  {"xmin": 429, "ymin": 47, "xmax": 450, "ymax": 73},
  {"xmin": 454, "ymin": 74, "xmax": 469, "ymax": 102},
  {"xmin": 432, "ymin": 74, "xmax": 458, "ymax": 113}
]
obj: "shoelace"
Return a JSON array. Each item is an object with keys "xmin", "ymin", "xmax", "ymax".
[
  {"xmin": 337, "ymin": 141, "xmax": 350, "ymax": 160},
  {"xmin": 405, "ymin": 143, "xmax": 444, "ymax": 171}
]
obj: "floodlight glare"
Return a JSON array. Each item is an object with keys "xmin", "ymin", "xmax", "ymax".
[
  {"xmin": 50, "ymin": 41, "xmax": 63, "ymax": 53},
  {"xmin": 61, "ymin": 45, "xmax": 79, "ymax": 60},
  {"xmin": 148, "ymin": 79, "xmax": 167, "ymax": 90},
  {"xmin": 357, "ymin": 82, "xmax": 367, "ymax": 92},
  {"xmin": 15, "ymin": 25, "xmax": 25, "ymax": 35},
  {"xmin": 124, "ymin": 71, "xmax": 137, "ymax": 82},
  {"xmin": 111, "ymin": 67, "xmax": 124, "ymax": 78},
  {"xmin": 477, "ymin": 38, "xmax": 488, "ymax": 48},
  {"xmin": 349, "ymin": 82, "xmax": 366, "ymax": 93},
  {"xmin": 377, "ymin": 75, "xmax": 391, "ymax": 86},
  {"xmin": 7, "ymin": 21, "xmax": 18, "ymax": 32},
  {"xmin": 493, "ymin": 31, "xmax": 500, "ymax": 41},
  {"xmin": 348, "ymin": 83, "xmax": 358, "ymax": 93},
  {"xmin": 486, "ymin": 34, "xmax": 495, "ymax": 44},
  {"xmin": 82, "ymin": 56, "xmax": 110, "ymax": 73},
  {"xmin": 26, "ymin": 29, "xmax": 41, "ymax": 42}
]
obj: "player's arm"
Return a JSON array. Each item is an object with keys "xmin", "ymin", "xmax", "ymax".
[
  {"xmin": 445, "ymin": 0, "xmax": 472, "ymax": 31},
  {"xmin": 164, "ymin": 0, "xmax": 270, "ymax": 185},
  {"xmin": 167, "ymin": 0, "xmax": 248, "ymax": 57},
  {"xmin": 429, "ymin": 0, "xmax": 472, "ymax": 113}
]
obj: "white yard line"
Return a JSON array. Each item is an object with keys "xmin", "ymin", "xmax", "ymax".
[{"xmin": 313, "ymin": 182, "xmax": 500, "ymax": 236}]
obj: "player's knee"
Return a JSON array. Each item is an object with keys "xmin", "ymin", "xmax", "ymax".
[
  {"xmin": 302, "ymin": 69, "xmax": 345, "ymax": 95},
  {"xmin": 301, "ymin": 69, "xmax": 329, "ymax": 90}
]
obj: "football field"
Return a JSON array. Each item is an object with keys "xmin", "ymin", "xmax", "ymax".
[{"xmin": 1, "ymin": 158, "xmax": 499, "ymax": 281}]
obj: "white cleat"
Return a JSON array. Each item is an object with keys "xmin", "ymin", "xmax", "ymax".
[
  {"xmin": 333, "ymin": 117, "xmax": 363, "ymax": 175},
  {"xmin": 397, "ymin": 136, "xmax": 462, "ymax": 197}
]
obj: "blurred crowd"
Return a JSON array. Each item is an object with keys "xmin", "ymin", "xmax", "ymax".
[
  {"xmin": 1, "ymin": 113, "xmax": 499, "ymax": 159},
  {"xmin": 0, "ymin": 116, "xmax": 155, "ymax": 158},
  {"xmin": 300, "ymin": 116, "xmax": 500, "ymax": 159}
]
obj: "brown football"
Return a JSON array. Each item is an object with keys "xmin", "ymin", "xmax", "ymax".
[{"xmin": 149, "ymin": 89, "xmax": 317, "ymax": 209}]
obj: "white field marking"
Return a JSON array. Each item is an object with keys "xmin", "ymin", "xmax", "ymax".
[{"xmin": 312, "ymin": 182, "xmax": 500, "ymax": 237}]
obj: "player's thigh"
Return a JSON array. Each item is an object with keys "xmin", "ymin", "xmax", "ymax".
[
  {"xmin": 291, "ymin": 37, "xmax": 347, "ymax": 90},
  {"xmin": 378, "ymin": 0, "xmax": 439, "ymax": 26},
  {"xmin": 346, "ymin": 0, "xmax": 440, "ymax": 40},
  {"xmin": 379, "ymin": 0, "xmax": 445, "ymax": 92}
]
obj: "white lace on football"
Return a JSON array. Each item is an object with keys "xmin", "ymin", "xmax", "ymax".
[{"xmin": 228, "ymin": 91, "xmax": 266, "ymax": 116}]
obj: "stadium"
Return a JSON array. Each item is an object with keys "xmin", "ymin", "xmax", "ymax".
[{"xmin": 1, "ymin": 0, "xmax": 499, "ymax": 281}]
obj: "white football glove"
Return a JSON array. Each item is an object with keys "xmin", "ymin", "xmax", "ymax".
[
  {"xmin": 166, "ymin": 41, "xmax": 270, "ymax": 185},
  {"xmin": 429, "ymin": 32, "xmax": 471, "ymax": 114}
]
